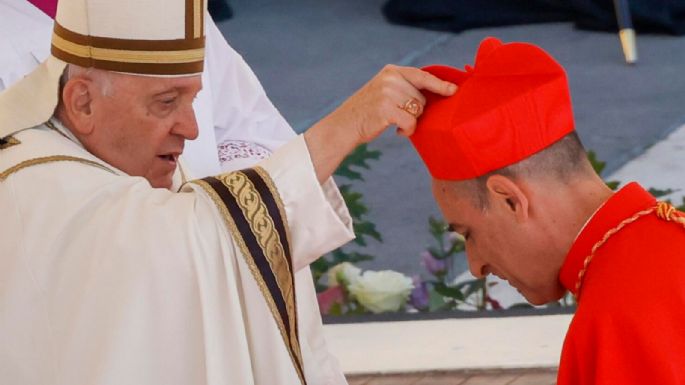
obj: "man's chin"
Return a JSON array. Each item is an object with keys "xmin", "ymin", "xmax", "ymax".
[
  {"xmin": 522, "ymin": 287, "xmax": 567, "ymax": 306},
  {"xmin": 146, "ymin": 172, "xmax": 175, "ymax": 189}
]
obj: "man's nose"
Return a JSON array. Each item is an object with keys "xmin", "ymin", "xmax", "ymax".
[{"xmin": 172, "ymin": 105, "xmax": 199, "ymax": 140}]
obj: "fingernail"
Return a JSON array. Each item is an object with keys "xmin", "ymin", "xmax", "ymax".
[{"xmin": 448, "ymin": 84, "xmax": 457, "ymax": 93}]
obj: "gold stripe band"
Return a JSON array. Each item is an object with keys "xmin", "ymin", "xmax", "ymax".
[
  {"xmin": 1, "ymin": 155, "xmax": 116, "ymax": 182},
  {"xmin": 51, "ymin": 45, "xmax": 204, "ymax": 75},
  {"xmin": 52, "ymin": 33, "xmax": 204, "ymax": 64},
  {"xmin": 53, "ymin": 22, "xmax": 205, "ymax": 51},
  {"xmin": 194, "ymin": 0, "xmax": 202, "ymax": 39}
]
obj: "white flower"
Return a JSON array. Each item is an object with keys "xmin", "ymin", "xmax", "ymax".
[
  {"xmin": 348, "ymin": 270, "xmax": 414, "ymax": 314},
  {"xmin": 327, "ymin": 262, "xmax": 362, "ymax": 288}
]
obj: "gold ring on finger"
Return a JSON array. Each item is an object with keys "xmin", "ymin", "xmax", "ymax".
[{"xmin": 400, "ymin": 98, "xmax": 422, "ymax": 117}]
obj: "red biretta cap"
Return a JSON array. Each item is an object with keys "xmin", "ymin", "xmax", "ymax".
[{"xmin": 410, "ymin": 37, "xmax": 575, "ymax": 181}]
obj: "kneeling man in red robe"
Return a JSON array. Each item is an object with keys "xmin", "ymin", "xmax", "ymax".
[{"xmin": 410, "ymin": 37, "xmax": 685, "ymax": 384}]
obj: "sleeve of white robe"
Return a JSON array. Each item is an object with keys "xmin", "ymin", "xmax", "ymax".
[
  {"xmin": 1, "ymin": 130, "xmax": 354, "ymax": 385},
  {"xmin": 198, "ymin": 24, "xmax": 352, "ymax": 384}
]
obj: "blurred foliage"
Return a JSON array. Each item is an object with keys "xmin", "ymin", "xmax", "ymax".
[
  {"xmin": 588, "ymin": 150, "xmax": 685, "ymax": 210},
  {"xmin": 413, "ymin": 217, "xmax": 493, "ymax": 312},
  {"xmin": 311, "ymin": 144, "xmax": 382, "ymax": 291}
]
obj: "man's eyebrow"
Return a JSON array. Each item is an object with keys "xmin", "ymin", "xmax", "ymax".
[{"xmin": 151, "ymin": 88, "xmax": 181, "ymax": 98}]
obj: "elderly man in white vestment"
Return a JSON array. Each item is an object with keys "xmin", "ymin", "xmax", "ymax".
[
  {"xmin": 0, "ymin": 1, "xmax": 346, "ymax": 382},
  {"xmin": 0, "ymin": 0, "xmax": 456, "ymax": 384}
]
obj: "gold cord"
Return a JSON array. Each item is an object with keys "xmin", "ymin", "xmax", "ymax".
[{"xmin": 575, "ymin": 202, "xmax": 685, "ymax": 300}]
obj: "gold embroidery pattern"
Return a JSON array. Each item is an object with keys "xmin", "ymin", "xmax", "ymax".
[
  {"xmin": 217, "ymin": 172, "xmax": 295, "ymax": 310},
  {"xmin": 1, "ymin": 156, "xmax": 116, "ymax": 182},
  {"xmin": 191, "ymin": 172, "xmax": 305, "ymax": 385},
  {"xmin": 575, "ymin": 201, "xmax": 685, "ymax": 300},
  {"xmin": 0, "ymin": 136, "xmax": 20, "ymax": 150},
  {"xmin": 253, "ymin": 166, "xmax": 301, "ymax": 346},
  {"xmin": 217, "ymin": 170, "xmax": 303, "ymax": 374}
]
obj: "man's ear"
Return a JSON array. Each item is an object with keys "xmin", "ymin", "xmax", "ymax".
[
  {"xmin": 61, "ymin": 78, "xmax": 95, "ymax": 135},
  {"xmin": 485, "ymin": 174, "xmax": 530, "ymax": 222}
]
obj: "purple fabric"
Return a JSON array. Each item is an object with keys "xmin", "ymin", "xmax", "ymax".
[{"xmin": 27, "ymin": 0, "xmax": 57, "ymax": 19}]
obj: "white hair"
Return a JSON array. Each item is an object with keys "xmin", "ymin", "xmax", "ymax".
[{"xmin": 60, "ymin": 64, "xmax": 115, "ymax": 97}]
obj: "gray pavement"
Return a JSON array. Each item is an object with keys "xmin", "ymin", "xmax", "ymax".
[{"xmin": 218, "ymin": 0, "xmax": 685, "ymax": 275}]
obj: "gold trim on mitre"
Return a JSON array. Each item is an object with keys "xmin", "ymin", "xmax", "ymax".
[
  {"xmin": 50, "ymin": 21, "xmax": 206, "ymax": 76},
  {"xmin": 186, "ymin": 0, "xmax": 205, "ymax": 40}
]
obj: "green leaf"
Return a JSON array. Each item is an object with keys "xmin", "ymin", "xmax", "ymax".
[
  {"xmin": 648, "ymin": 187, "xmax": 677, "ymax": 198},
  {"xmin": 352, "ymin": 221, "xmax": 383, "ymax": 245},
  {"xmin": 447, "ymin": 241, "xmax": 465, "ymax": 254},
  {"xmin": 428, "ymin": 216, "xmax": 447, "ymax": 237},
  {"xmin": 454, "ymin": 278, "xmax": 485, "ymax": 299},
  {"xmin": 587, "ymin": 151, "xmax": 606, "ymax": 174},
  {"xmin": 331, "ymin": 250, "xmax": 375, "ymax": 264},
  {"xmin": 334, "ymin": 144, "xmax": 381, "ymax": 181},
  {"xmin": 428, "ymin": 289, "xmax": 450, "ymax": 312},
  {"xmin": 433, "ymin": 282, "xmax": 466, "ymax": 301},
  {"xmin": 339, "ymin": 186, "xmax": 369, "ymax": 219},
  {"xmin": 508, "ymin": 303, "xmax": 534, "ymax": 310},
  {"xmin": 588, "ymin": 150, "xmax": 621, "ymax": 190},
  {"xmin": 310, "ymin": 258, "xmax": 332, "ymax": 288}
]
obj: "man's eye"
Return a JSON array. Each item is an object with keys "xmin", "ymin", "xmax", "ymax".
[{"xmin": 161, "ymin": 98, "xmax": 176, "ymax": 105}]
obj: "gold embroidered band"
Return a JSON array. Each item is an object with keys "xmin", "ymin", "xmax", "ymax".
[
  {"xmin": 0, "ymin": 155, "xmax": 116, "ymax": 182},
  {"xmin": 51, "ymin": 13, "xmax": 205, "ymax": 75},
  {"xmin": 192, "ymin": 168, "xmax": 306, "ymax": 385},
  {"xmin": 574, "ymin": 201, "xmax": 685, "ymax": 300}
]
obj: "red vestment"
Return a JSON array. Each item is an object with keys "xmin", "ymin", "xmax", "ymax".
[{"xmin": 558, "ymin": 182, "xmax": 685, "ymax": 384}]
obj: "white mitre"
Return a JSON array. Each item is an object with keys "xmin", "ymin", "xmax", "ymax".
[{"xmin": 0, "ymin": 0, "xmax": 207, "ymax": 139}]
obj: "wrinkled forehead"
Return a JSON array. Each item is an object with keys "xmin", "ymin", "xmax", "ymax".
[{"xmin": 101, "ymin": 71, "xmax": 203, "ymax": 94}]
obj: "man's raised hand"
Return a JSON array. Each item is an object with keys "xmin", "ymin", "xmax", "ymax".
[{"xmin": 304, "ymin": 65, "xmax": 456, "ymax": 183}]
